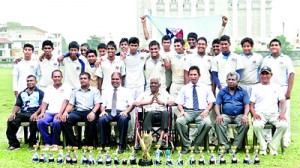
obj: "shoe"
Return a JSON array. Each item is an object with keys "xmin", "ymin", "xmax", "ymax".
[
  {"xmin": 259, "ymin": 150, "xmax": 267, "ymax": 155},
  {"xmin": 7, "ymin": 146, "xmax": 20, "ymax": 151},
  {"xmin": 283, "ymin": 140, "xmax": 290, "ymax": 148},
  {"xmin": 118, "ymin": 146, "xmax": 124, "ymax": 154},
  {"xmin": 29, "ymin": 146, "xmax": 35, "ymax": 152},
  {"xmin": 268, "ymin": 146, "xmax": 278, "ymax": 156},
  {"xmin": 157, "ymin": 140, "xmax": 163, "ymax": 146},
  {"xmin": 41, "ymin": 145, "xmax": 50, "ymax": 151},
  {"xmin": 181, "ymin": 148, "xmax": 190, "ymax": 154},
  {"xmin": 50, "ymin": 145, "xmax": 58, "ymax": 151}
]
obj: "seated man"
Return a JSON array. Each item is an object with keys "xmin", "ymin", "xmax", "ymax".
[
  {"xmin": 98, "ymin": 72, "xmax": 134, "ymax": 154},
  {"xmin": 134, "ymin": 77, "xmax": 174, "ymax": 147},
  {"xmin": 37, "ymin": 70, "xmax": 72, "ymax": 151},
  {"xmin": 6, "ymin": 75, "xmax": 44, "ymax": 151},
  {"xmin": 61, "ymin": 72, "xmax": 101, "ymax": 147},
  {"xmin": 214, "ymin": 72, "xmax": 249, "ymax": 153},
  {"xmin": 175, "ymin": 66, "xmax": 215, "ymax": 154},
  {"xmin": 250, "ymin": 66, "xmax": 287, "ymax": 156}
]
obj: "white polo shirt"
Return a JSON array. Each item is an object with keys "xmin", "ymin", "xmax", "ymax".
[
  {"xmin": 240, "ymin": 52, "xmax": 263, "ymax": 84},
  {"xmin": 211, "ymin": 52, "xmax": 244, "ymax": 87},
  {"xmin": 99, "ymin": 57, "xmax": 125, "ymax": 90},
  {"xmin": 250, "ymin": 83, "xmax": 285, "ymax": 114},
  {"xmin": 184, "ymin": 54, "xmax": 213, "ymax": 85},
  {"xmin": 13, "ymin": 59, "xmax": 40, "ymax": 92},
  {"xmin": 102, "ymin": 86, "xmax": 133, "ymax": 111},
  {"xmin": 43, "ymin": 84, "xmax": 72, "ymax": 113},
  {"xmin": 39, "ymin": 57, "xmax": 60, "ymax": 89},
  {"xmin": 170, "ymin": 53, "xmax": 188, "ymax": 84},
  {"xmin": 144, "ymin": 56, "xmax": 166, "ymax": 90},
  {"xmin": 261, "ymin": 54, "xmax": 295, "ymax": 86},
  {"xmin": 89, "ymin": 66, "xmax": 101, "ymax": 88}
]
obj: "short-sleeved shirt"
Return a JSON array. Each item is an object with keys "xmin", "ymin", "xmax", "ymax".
[
  {"xmin": 239, "ymin": 52, "xmax": 263, "ymax": 84},
  {"xmin": 176, "ymin": 82, "xmax": 216, "ymax": 110},
  {"xmin": 211, "ymin": 52, "xmax": 244, "ymax": 87},
  {"xmin": 184, "ymin": 54, "xmax": 213, "ymax": 85},
  {"xmin": 99, "ymin": 57, "xmax": 125, "ymax": 90},
  {"xmin": 144, "ymin": 56, "xmax": 166, "ymax": 90},
  {"xmin": 170, "ymin": 54, "xmax": 188, "ymax": 84},
  {"xmin": 102, "ymin": 86, "xmax": 133, "ymax": 111},
  {"xmin": 215, "ymin": 86, "xmax": 250, "ymax": 116},
  {"xmin": 69, "ymin": 86, "xmax": 102, "ymax": 111},
  {"xmin": 15, "ymin": 87, "xmax": 44, "ymax": 113},
  {"xmin": 261, "ymin": 54, "xmax": 295, "ymax": 86},
  {"xmin": 136, "ymin": 89, "xmax": 174, "ymax": 112},
  {"xmin": 89, "ymin": 65, "xmax": 101, "ymax": 88},
  {"xmin": 43, "ymin": 84, "xmax": 72, "ymax": 113},
  {"xmin": 250, "ymin": 83, "xmax": 285, "ymax": 114},
  {"xmin": 39, "ymin": 57, "xmax": 60, "ymax": 89}
]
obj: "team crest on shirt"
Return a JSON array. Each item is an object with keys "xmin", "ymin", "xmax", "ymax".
[
  {"xmin": 30, "ymin": 65, "xmax": 34, "ymax": 69},
  {"xmin": 115, "ymin": 66, "xmax": 120, "ymax": 70},
  {"xmin": 76, "ymin": 66, "xmax": 80, "ymax": 70},
  {"xmin": 252, "ymin": 60, "xmax": 256, "ymax": 64},
  {"xmin": 60, "ymin": 89, "xmax": 64, "ymax": 93},
  {"xmin": 54, "ymin": 63, "xmax": 58, "ymax": 66},
  {"xmin": 231, "ymin": 58, "xmax": 237, "ymax": 62},
  {"xmin": 208, "ymin": 59, "xmax": 211, "ymax": 62},
  {"xmin": 140, "ymin": 56, "xmax": 144, "ymax": 60}
]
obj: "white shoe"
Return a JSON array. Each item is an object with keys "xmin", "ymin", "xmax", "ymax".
[
  {"xmin": 259, "ymin": 150, "xmax": 267, "ymax": 155},
  {"xmin": 268, "ymin": 146, "xmax": 278, "ymax": 156},
  {"xmin": 283, "ymin": 139, "xmax": 290, "ymax": 148}
]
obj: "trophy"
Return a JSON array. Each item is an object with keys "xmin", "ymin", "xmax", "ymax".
[
  {"xmin": 137, "ymin": 131, "xmax": 153, "ymax": 166},
  {"xmin": 88, "ymin": 146, "xmax": 95, "ymax": 165},
  {"xmin": 154, "ymin": 145, "xmax": 162, "ymax": 165},
  {"xmin": 231, "ymin": 146, "xmax": 237, "ymax": 154},
  {"xmin": 97, "ymin": 147, "xmax": 104, "ymax": 165},
  {"xmin": 72, "ymin": 147, "xmax": 78, "ymax": 164},
  {"xmin": 32, "ymin": 143, "xmax": 39, "ymax": 162},
  {"xmin": 122, "ymin": 158, "xmax": 128, "ymax": 165},
  {"xmin": 166, "ymin": 149, "xmax": 174, "ymax": 166},
  {"xmin": 39, "ymin": 152, "xmax": 47, "ymax": 163},
  {"xmin": 209, "ymin": 154, "xmax": 217, "ymax": 165},
  {"xmin": 254, "ymin": 145, "xmax": 260, "ymax": 154},
  {"xmin": 176, "ymin": 147, "xmax": 183, "ymax": 166},
  {"xmin": 128, "ymin": 145, "xmax": 137, "ymax": 165},
  {"xmin": 253, "ymin": 145, "xmax": 260, "ymax": 164},
  {"xmin": 209, "ymin": 146, "xmax": 215, "ymax": 153},
  {"xmin": 114, "ymin": 153, "xmax": 120, "ymax": 165},
  {"xmin": 48, "ymin": 153, "xmax": 54, "ymax": 163},
  {"xmin": 231, "ymin": 154, "xmax": 238, "ymax": 164},
  {"xmin": 243, "ymin": 146, "xmax": 251, "ymax": 164},
  {"xmin": 57, "ymin": 146, "xmax": 64, "ymax": 164},
  {"xmin": 81, "ymin": 146, "xmax": 88, "ymax": 165},
  {"xmin": 65, "ymin": 146, "xmax": 72, "ymax": 164},
  {"xmin": 218, "ymin": 146, "xmax": 226, "ymax": 165},
  {"xmin": 189, "ymin": 147, "xmax": 196, "ymax": 165},
  {"xmin": 198, "ymin": 146, "xmax": 205, "ymax": 165},
  {"xmin": 245, "ymin": 145, "xmax": 251, "ymax": 154},
  {"xmin": 104, "ymin": 147, "xmax": 112, "ymax": 166}
]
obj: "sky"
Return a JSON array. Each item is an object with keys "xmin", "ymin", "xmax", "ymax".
[{"xmin": 0, "ymin": 0, "xmax": 299, "ymax": 44}]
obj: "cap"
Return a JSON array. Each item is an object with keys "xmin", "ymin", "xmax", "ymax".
[{"xmin": 260, "ymin": 66, "xmax": 272, "ymax": 74}]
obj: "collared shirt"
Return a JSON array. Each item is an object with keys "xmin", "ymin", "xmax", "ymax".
[
  {"xmin": 211, "ymin": 52, "xmax": 244, "ymax": 87},
  {"xmin": 160, "ymin": 50, "xmax": 175, "ymax": 87},
  {"xmin": 144, "ymin": 56, "xmax": 166, "ymax": 90},
  {"xmin": 176, "ymin": 82, "xmax": 215, "ymax": 110},
  {"xmin": 69, "ymin": 86, "xmax": 102, "ymax": 111},
  {"xmin": 250, "ymin": 83, "xmax": 285, "ymax": 114},
  {"xmin": 170, "ymin": 53, "xmax": 188, "ymax": 84},
  {"xmin": 43, "ymin": 84, "xmax": 72, "ymax": 113},
  {"xmin": 15, "ymin": 87, "xmax": 44, "ymax": 113},
  {"xmin": 99, "ymin": 57, "xmax": 125, "ymax": 90},
  {"xmin": 13, "ymin": 59, "xmax": 40, "ymax": 92},
  {"xmin": 240, "ymin": 52, "xmax": 263, "ymax": 84},
  {"xmin": 89, "ymin": 65, "xmax": 101, "ymax": 88},
  {"xmin": 184, "ymin": 54, "xmax": 213, "ymax": 85},
  {"xmin": 261, "ymin": 54, "xmax": 295, "ymax": 86},
  {"xmin": 136, "ymin": 89, "xmax": 174, "ymax": 112},
  {"xmin": 38, "ymin": 57, "xmax": 60, "ymax": 89},
  {"xmin": 215, "ymin": 86, "xmax": 250, "ymax": 116},
  {"xmin": 102, "ymin": 86, "xmax": 133, "ymax": 111}
]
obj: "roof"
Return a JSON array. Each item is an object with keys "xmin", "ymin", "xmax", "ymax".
[{"xmin": 0, "ymin": 38, "xmax": 12, "ymax": 44}]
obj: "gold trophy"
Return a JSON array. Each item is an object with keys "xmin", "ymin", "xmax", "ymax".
[
  {"xmin": 209, "ymin": 146, "xmax": 215, "ymax": 153},
  {"xmin": 199, "ymin": 146, "xmax": 204, "ymax": 154},
  {"xmin": 219, "ymin": 146, "xmax": 225, "ymax": 155},
  {"xmin": 231, "ymin": 145, "xmax": 237, "ymax": 154},
  {"xmin": 243, "ymin": 145, "xmax": 251, "ymax": 164},
  {"xmin": 254, "ymin": 145, "xmax": 260, "ymax": 154},
  {"xmin": 33, "ymin": 144, "xmax": 39, "ymax": 151},
  {"xmin": 189, "ymin": 146, "xmax": 196, "ymax": 165},
  {"xmin": 245, "ymin": 145, "xmax": 251, "ymax": 154}
]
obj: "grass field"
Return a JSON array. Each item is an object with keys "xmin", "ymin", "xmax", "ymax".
[{"xmin": 0, "ymin": 67, "xmax": 299, "ymax": 168}]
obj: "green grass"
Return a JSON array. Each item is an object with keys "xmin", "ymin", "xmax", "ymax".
[{"xmin": 0, "ymin": 67, "xmax": 299, "ymax": 168}]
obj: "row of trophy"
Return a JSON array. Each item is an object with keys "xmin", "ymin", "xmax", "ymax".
[{"xmin": 32, "ymin": 144, "xmax": 260, "ymax": 165}]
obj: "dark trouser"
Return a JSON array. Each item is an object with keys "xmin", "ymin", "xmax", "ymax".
[
  {"xmin": 6, "ymin": 112, "xmax": 37, "ymax": 147},
  {"xmin": 61, "ymin": 110, "xmax": 97, "ymax": 146},
  {"xmin": 143, "ymin": 110, "xmax": 168, "ymax": 131},
  {"xmin": 98, "ymin": 110, "xmax": 130, "ymax": 147}
]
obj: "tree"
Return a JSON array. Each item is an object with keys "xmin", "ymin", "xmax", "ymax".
[
  {"xmin": 61, "ymin": 36, "xmax": 68, "ymax": 54},
  {"xmin": 87, "ymin": 35, "xmax": 104, "ymax": 49},
  {"xmin": 6, "ymin": 22, "xmax": 21, "ymax": 27},
  {"xmin": 268, "ymin": 35, "xmax": 293, "ymax": 55}
]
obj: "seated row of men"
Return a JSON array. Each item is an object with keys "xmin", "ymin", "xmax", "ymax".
[{"xmin": 6, "ymin": 66, "xmax": 287, "ymax": 156}]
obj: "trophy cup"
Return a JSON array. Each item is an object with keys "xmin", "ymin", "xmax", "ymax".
[
  {"xmin": 218, "ymin": 146, "xmax": 226, "ymax": 165},
  {"xmin": 154, "ymin": 145, "xmax": 162, "ymax": 165},
  {"xmin": 254, "ymin": 145, "xmax": 259, "ymax": 154},
  {"xmin": 72, "ymin": 147, "xmax": 78, "ymax": 164},
  {"xmin": 137, "ymin": 131, "xmax": 153, "ymax": 166},
  {"xmin": 129, "ymin": 145, "xmax": 137, "ymax": 165},
  {"xmin": 32, "ymin": 144, "xmax": 39, "ymax": 162},
  {"xmin": 253, "ymin": 145, "xmax": 260, "ymax": 164},
  {"xmin": 209, "ymin": 146, "xmax": 215, "ymax": 153},
  {"xmin": 57, "ymin": 146, "xmax": 64, "ymax": 164},
  {"xmin": 81, "ymin": 146, "xmax": 88, "ymax": 165},
  {"xmin": 176, "ymin": 147, "xmax": 183, "ymax": 166},
  {"xmin": 230, "ymin": 146, "xmax": 238, "ymax": 164},
  {"xmin": 97, "ymin": 147, "xmax": 104, "ymax": 165},
  {"xmin": 231, "ymin": 146, "xmax": 237, "ymax": 154},
  {"xmin": 166, "ymin": 149, "xmax": 174, "ymax": 166},
  {"xmin": 243, "ymin": 145, "xmax": 251, "ymax": 164},
  {"xmin": 88, "ymin": 146, "xmax": 95, "ymax": 165},
  {"xmin": 209, "ymin": 146, "xmax": 216, "ymax": 165},
  {"xmin": 39, "ymin": 152, "xmax": 47, "ymax": 163},
  {"xmin": 198, "ymin": 146, "xmax": 205, "ymax": 165},
  {"xmin": 105, "ymin": 147, "xmax": 112, "ymax": 166},
  {"xmin": 48, "ymin": 153, "xmax": 54, "ymax": 163},
  {"xmin": 189, "ymin": 147, "xmax": 196, "ymax": 165},
  {"xmin": 65, "ymin": 146, "xmax": 72, "ymax": 164}
]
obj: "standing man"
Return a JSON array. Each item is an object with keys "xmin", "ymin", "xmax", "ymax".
[
  {"xmin": 210, "ymin": 38, "xmax": 221, "ymax": 56},
  {"xmin": 250, "ymin": 66, "xmax": 288, "ymax": 155},
  {"xmin": 6, "ymin": 75, "xmax": 44, "ymax": 151},
  {"xmin": 61, "ymin": 72, "xmax": 101, "ymax": 147},
  {"xmin": 175, "ymin": 66, "xmax": 215, "ymax": 154},
  {"xmin": 214, "ymin": 72, "xmax": 250, "ymax": 152},
  {"xmin": 98, "ymin": 72, "xmax": 134, "ymax": 154},
  {"xmin": 186, "ymin": 32, "xmax": 198, "ymax": 54},
  {"xmin": 261, "ymin": 39, "xmax": 294, "ymax": 147},
  {"xmin": 37, "ymin": 70, "xmax": 71, "ymax": 151},
  {"xmin": 86, "ymin": 49, "xmax": 101, "ymax": 89}
]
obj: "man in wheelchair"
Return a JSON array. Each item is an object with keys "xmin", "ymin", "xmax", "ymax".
[{"xmin": 134, "ymin": 77, "xmax": 174, "ymax": 147}]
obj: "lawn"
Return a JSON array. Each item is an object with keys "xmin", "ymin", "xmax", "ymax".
[{"xmin": 0, "ymin": 67, "xmax": 299, "ymax": 168}]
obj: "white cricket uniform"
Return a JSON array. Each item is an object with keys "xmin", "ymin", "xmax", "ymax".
[
  {"xmin": 144, "ymin": 56, "xmax": 166, "ymax": 91},
  {"xmin": 160, "ymin": 50, "xmax": 175, "ymax": 89},
  {"xmin": 38, "ymin": 57, "xmax": 60, "ymax": 91},
  {"xmin": 89, "ymin": 65, "xmax": 101, "ymax": 89}
]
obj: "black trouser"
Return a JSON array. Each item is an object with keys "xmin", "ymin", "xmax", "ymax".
[
  {"xmin": 143, "ymin": 110, "xmax": 168, "ymax": 132},
  {"xmin": 6, "ymin": 112, "xmax": 37, "ymax": 147}
]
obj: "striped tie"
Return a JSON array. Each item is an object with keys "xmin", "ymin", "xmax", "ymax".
[{"xmin": 193, "ymin": 84, "xmax": 199, "ymax": 111}]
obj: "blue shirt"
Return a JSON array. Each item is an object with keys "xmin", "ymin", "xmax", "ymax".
[
  {"xmin": 215, "ymin": 86, "xmax": 249, "ymax": 116},
  {"xmin": 15, "ymin": 87, "xmax": 44, "ymax": 113}
]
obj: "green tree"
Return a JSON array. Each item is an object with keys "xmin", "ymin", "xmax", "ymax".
[
  {"xmin": 87, "ymin": 35, "xmax": 104, "ymax": 49},
  {"xmin": 268, "ymin": 35, "xmax": 293, "ymax": 55},
  {"xmin": 6, "ymin": 21, "xmax": 21, "ymax": 27},
  {"xmin": 61, "ymin": 36, "xmax": 68, "ymax": 53}
]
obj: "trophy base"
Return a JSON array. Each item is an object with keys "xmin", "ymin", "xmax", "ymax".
[
  {"xmin": 130, "ymin": 159, "xmax": 137, "ymax": 165},
  {"xmin": 198, "ymin": 161, "xmax": 205, "ymax": 165},
  {"xmin": 190, "ymin": 160, "xmax": 196, "ymax": 165},
  {"xmin": 72, "ymin": 160, "xmax": 77, "ymax": 164},
  {"xmin": 243, "ymin": 159, "xmax": 250, "ymax": 164},
  {"xmin": 49, "ymin": 158, "xmax": 54, "ymax": 162},
  {"xmin": 154, "ymin": 160, "xmax": 162, "ymax": 165},
  {"xmin": 254, "ymin": 160, "xmax": 260, "ymax": 164},
  {"xmin": 114, "ymin": 160, "xmax": 120, "ymax": 165},
  {"xmin": 220, "ymin": 160, "xmax": 226, "ymax": 164},
  {"xmin": 138, "ymin": 159, "xmax": 153, "ymax": 166},
  {"xmin": 97, "ymin": 161, "xmax": 103, "ymax": 165},
  {"xmin": 122, "ymin": 160, "xmax": 127, "ymax": 165},
  {"xmin": 209, "ymin": 160, "xmax": 216, "ymax": 165}
]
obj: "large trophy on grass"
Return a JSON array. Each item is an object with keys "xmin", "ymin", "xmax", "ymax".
[{"xmin": 137, "ymin": 131, "xmax": 153, "ymax": 166}]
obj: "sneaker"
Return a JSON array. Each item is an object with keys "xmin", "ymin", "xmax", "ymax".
[
  {"xmin": 283, "ymin": 140, "xmax": 290, "ymax": 148},
  {"xmin": 259, "ymin": 150, "xmax": 267, "ymax": 155},
  {"xmin": 41, "ymin": 145, "xmax": 50, "ymax": 151},
  {"xmin": 268, "ymin": 146, "xmax": 278, "ymax": 156},
  {"xmin": 7, "ymin": 146, "xmax": 20, "ymax": 151}
]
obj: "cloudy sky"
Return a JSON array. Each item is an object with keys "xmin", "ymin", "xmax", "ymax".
[{"xmin": 0, "ymin": 0, "xmax": 299, "ymax": 43}]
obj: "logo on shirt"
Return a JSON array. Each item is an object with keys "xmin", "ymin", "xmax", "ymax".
[
  {"xmin": 54, "ymin": 63, "xmax": 58, "ymax": 66},
  {"xmin": 30, "ymin": 65, "xmax": 34, "ymax": 69},
  {"xmin": 207, "ymin": 59, "xmax": 211, "ymax": 62},
  {"xmin": 76, "ymin": 66, "xmax": 80, "ymax": 70},
  {"xmin": 115, "ymin": 66, "xmax": 120, "ymax": 70},
  {"xmin": 60, "ymin": 89, "xmax": 64, "ymax": 93},
  {"xmin": 231, "ymin": 58, "xmax": 237, "ymax": 62},
  {"xmin": 252, "ymin": 60, "xmax": 256, "ymax": 64}
]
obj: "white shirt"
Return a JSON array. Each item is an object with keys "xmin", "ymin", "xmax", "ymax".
[
  {"xmin": 135, "ymin": 89, "xmax": 174, "ymax": 112},
  {"xmin": 39, "ymin": 57, "xmax": 60, "ymax": 89},
  {"xmin": 13, "ymin": 59, "xmax": 40, "ymax": 92},
  {"xmin": 261, "ymin": 54, "xmax": 295, "ymax": 86},
  {"xmin": 250, "ymin": 83, "xmax": 285, "ymax": 114},
  {"xmin": 102, "ymin": 86, "xmax": 133, "ymax": 111},
  {"xmin": 123, "ymin": 52, "xmax": 149, "ymax": 88},
  {"xmin": 184, "ymin": 54, "xmax": 213, "ymax": 85},
  {"xmin": 211, "ymin": 52, "xmax": 244, "ymax": 87},
  {"xmin": 170, "ymin": 53, "xmax": 188, "ymax": 84},
  {"xmin": 176, "ymin": 82, "xmax": 216, "ymax": 109},
  {"xmin": 43, "ymin": 84, "xmax": 72, "ymax": 113},
  {"xmin": 99, "ymin": 57, "xmax": 125, "ymax": 90},
  {"xmin": 240, "ymin": 52, "xmax": 263, "ymax": 84},
  {"xmin": 144, "ymin": 56, "xmax": 166, "ymax": 90},
  {"xmin": 89, "ymin": 66, "xmax": 101, "ymax": 88}
]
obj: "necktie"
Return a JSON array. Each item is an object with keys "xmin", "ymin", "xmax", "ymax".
[
  {"xmin": 193, "ymin": 84, "xmax": 199, "ymax": 111},
  {"xmin": 111, "ymin": 88, "xmax": 117, "ymax": 116}
]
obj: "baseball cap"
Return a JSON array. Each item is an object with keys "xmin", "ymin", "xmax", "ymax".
[{"xmin": 260, "ymin": 66, "xmax": 272, "ymax": 74}]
